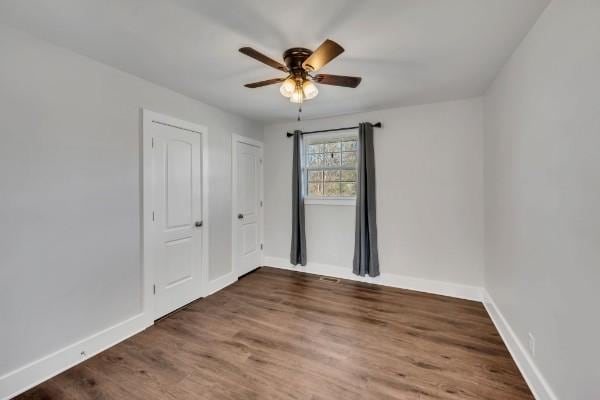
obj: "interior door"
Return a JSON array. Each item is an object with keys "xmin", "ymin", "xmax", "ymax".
[
  {"xmin": 235, "ymin": 141, "xmax": 262, "ymax": 276},
  {"xmin": 152, "ymin": 123, "xmax": 203, "ymax": 319}
]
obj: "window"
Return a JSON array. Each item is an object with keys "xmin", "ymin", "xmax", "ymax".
[{"xmin": 304, "ymin": 133, "xmax": 358, "ymax": 203}]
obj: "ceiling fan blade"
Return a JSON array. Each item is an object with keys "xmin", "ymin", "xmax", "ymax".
[
  {"xmin": 302, "ymin": 39, "xmax": 344, "ymax": 72},
  {"xmin": 244, "ymin": 77, "xmax": 286, "ymax": 88},
  {"xmin": 239, "ymin": 47, "xmax": 287, "ymax": 72},
  {"xmin": 313, "ymin": 74, "xmax": 362, "ymax": 88}
]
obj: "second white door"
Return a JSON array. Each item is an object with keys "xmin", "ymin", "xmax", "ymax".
[{"xmin": 234, "ymin": 140, "xmax": 263, "ymax": 276}]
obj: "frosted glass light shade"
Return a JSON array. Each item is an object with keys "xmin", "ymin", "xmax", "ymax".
[
  {"xmin": 290, "ymin": 87, "xmax": 304, "ymax": 103},
  {"xmin": 279, "ymin": 78, "xmax": 296, "ymax": 97},
  {"xmin": 303, "ymin": 80, "xmax": 318, "ymax": 100}
]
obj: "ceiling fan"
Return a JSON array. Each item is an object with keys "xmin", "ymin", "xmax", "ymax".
[{"xmin": 239, "ymin": 39, "xmax": 361, "ymax": 105}]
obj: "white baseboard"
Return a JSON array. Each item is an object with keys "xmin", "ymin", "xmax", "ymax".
[
  {"xmin": 1, "ymin": 270, "xmax": 238, "ymax": 399},
  {"xmin": 264, "ymin": 256, "xmax": 482, "ymax": 302},
  {"xmin": 483, "ymin": 291, "xmax": 558, "ymax": 400},
  {"xmin": 204, "ymin": 271, "xmax": 237, "ymax": 297},
  {"xmin": 0, "ymin": 313, "xmax": 150, "ymax": 400}
]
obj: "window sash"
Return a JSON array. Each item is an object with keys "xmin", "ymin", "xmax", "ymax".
[
  {"xmin": 304, "ymin": 153, "xmax": 357, "ymax": 169},
  {"xmin": 305, "ymin": 165, "xmax": 356, "ymax": 171},
  {"xmin": 303, "ymin": 134, "xmax": 358, "ymax": 199}
]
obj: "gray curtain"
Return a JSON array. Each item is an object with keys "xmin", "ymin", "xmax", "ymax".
[
  {"xmin": 353, "ymin": 122, "xmax": 380, "ymax": 277},
  {"xmin": 290, "ymin": 130, "xmax": 307, "ymax": 265}
]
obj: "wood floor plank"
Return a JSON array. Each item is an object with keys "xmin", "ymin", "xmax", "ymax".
[{"xmin": 14, "ymin": 267, "xmax": 533, "ymax": 399}]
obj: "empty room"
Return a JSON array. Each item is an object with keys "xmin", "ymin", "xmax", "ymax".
[{"xmin": 0, "ymin": 1, "xmax": 598, "ymax": 399}]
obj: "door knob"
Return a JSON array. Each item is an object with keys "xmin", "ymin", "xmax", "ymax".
[
  {"xmin": 195, "ymin": 221, "xmax": 203, "ymax": 227},
  {"xmin": 237, "ymin": 213, "xmax": 244, "ymax": 219}
]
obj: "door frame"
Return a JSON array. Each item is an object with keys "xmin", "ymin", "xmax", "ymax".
[
  {"xmin": 231, "ymin": 134, "xmax": 264, "ymax": 277},
  {"xmin": 142, "ymin": 109, "xmax": 209, "ymax": 323}
]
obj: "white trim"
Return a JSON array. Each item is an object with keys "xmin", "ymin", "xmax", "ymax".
[
  {"xmin": 264, "ymin": 256, "xmax": 482, "ymax": 302},
  {"xmin": 231, "ymin": 134, "xmax": 265, "ymax": 278},
  {"xmin": 204, "ymin": 271, "xmax": 238, "ymax": 297},
  {"xmin": 231, "ymin": 134, "xmax": 263, "ymax": 149},
  {"xmin": 142, "ymin": 109, "xmax": 210, "ymax": 321},
  {"xmin": 305, "ymin": 197, "xmax": 356, "ymax": 206},
  {"xmin": 303, "ymin": 129, "xmax": 358, "ymax": 143},
  {"xmin": 483, "ymin": 291, "xmax": 558, "ymax": 400},
  {"xmin": 0, "ymin": 313, "xmax": 149, "ymax": 400}
]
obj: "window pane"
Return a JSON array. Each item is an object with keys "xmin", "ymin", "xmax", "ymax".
[
  {"xmin": 324, "ymin": 182, "xmax": 341, "ymax": 196},
  {"xmin": 342, "ymin": 140, "xmax": 357, "ymax": 151},
  {"xmin": 308, "ymin": 170, "xmax": 323, "ymax": 182},
  {"xmin": 306, "ymin": 153, "xmax": 323, "ymax": 168},
  {"xmin": 341, "ymin": 182, "xmax": 357, "ymax": 196},
  {"xmin": 304, "ymin": 135, "xmax": 358, "ymax": 198},
  {"xmin": 324, "ymin": 170, "xmax": 340, "ymax": 181},
  {"xmin": 342, "ymin": 151, "xmax": 357, "ymax": 167},
  {"xmin": 341, "ymin": 170, "xmax": 357, "ymax": 181},
  {"xmin": 324, "ymin": 141, "xmax": 341, "ymax": 153},
  {"xmin": 307, "ymin": 143, "xmax": 323, "ymax": 153},
  {"xmin": 324, "ymin": 152, "xmax": 341, "ymax": 167},
  {"xmin": 308, "ymin": 182, "xmax": 323, "ymax": 196}
]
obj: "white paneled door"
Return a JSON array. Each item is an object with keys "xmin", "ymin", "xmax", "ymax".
[
  {"xmin": 234, "ymin": 140, "xmax": 263, "ymax": 277},
  {"xmin": 152, "ymin": 122, "xmax": 203, "ymax": 319}
]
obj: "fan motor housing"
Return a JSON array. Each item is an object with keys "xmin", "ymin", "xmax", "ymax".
[{"xmin": 283, "ymin": 47, "xmax": 312, "ymax": 76}]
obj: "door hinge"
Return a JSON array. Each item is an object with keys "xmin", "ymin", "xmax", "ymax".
[
  {"xmin": 153, "ymin": 284, "xmax": 156, "ymax": 295},
  {"xmin": 152, "ymin": 137, "xmax": 154, "ymax": 148},
  {"xmin": 260, "ymin": 201, "xmax": 263, "ymax": 207},
  {"xmin": 152, "ymin": 211, "xmax": 155, "ymax": 221},
  {"xmin": 260, "ymin": 243, "xmax": 263, "ymax": 250}
]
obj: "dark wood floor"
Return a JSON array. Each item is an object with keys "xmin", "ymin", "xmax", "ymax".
[{"xmin": 16, "ymin": 267, "xmax": 533, "ymax": 400}]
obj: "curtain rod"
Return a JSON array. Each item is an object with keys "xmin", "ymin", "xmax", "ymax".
[{"xmin": 286, "ymin": 122, "xmax": 382, "ymax": 137}]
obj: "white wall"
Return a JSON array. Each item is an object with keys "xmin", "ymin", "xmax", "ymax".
[
  {"xmin": 483, "ymin": 1, "xmax": 600, "ymax": 399},
  {"xmin": 0, "ymin": 24, "xmax": 262, "ymax": 380},
  {"xmin": 264, "ymin": 98, "xmax": 484, "ymax": 288}
]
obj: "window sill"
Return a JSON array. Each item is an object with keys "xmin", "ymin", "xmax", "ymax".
[{"xmin": 304, "ymin": 197, "xmax": 356, "ymax": 206}]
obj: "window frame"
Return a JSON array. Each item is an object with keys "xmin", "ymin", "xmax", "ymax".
[{"xmin": 302, "ymin": 130, "xmax": 358, "ymax": 206}]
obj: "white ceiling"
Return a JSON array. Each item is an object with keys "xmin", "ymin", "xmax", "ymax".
[{"xmin": 0, "ymin": 0, "xmax": 549, "ymax": 123}]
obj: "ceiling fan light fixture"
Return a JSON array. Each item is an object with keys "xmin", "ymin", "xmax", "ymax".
[
  {"xmin": 240, "ymin": 39, "xmax": 360, "ymax": 109},
  {"xmin": 279, "ymin": 77, "xmax": 296, "ymax": 98},
  {"xmin": 290, "ymin": 86, "xmax": 304, "ymax": 104},
  {"xmin": 303, "ymin": 80, "xmax": 318, "ymax": 100}
]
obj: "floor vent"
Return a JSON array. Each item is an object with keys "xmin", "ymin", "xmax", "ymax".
[{"xmin": 319, "ymin": 276, "xmax": 341, "ymax": 283}]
